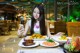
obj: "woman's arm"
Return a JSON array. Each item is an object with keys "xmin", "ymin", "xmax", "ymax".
[
  {"xmin": 23, "ymin": 20, "xmax": 31, "ymax": 36},
  {"xmin": 45, "ymin": 20, "xmax": 51, "ymax": 37}
]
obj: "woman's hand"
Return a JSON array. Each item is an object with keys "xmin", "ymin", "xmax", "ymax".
[
  {"xmin": 23, "ymin": 30, "xmax": 27, "ymax": 36},
  {"xmin": 47, "ymin": 33, "xmax": 53, "ymax": 38},
  {"xmin": 17, "ymin": 24, "xmax": 24, "ymax": 37}
]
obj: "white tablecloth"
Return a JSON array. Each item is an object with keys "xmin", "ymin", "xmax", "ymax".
[{"xmin": 17, "ymin": 48, "xmax": 64, "ymax": 53}]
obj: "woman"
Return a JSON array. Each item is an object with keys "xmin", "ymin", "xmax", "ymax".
[{"xmin": 18, "ymin": 5, "xmax": 51, "ymax": 37}]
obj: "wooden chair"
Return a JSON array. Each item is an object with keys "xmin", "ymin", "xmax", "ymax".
[
  {"xmin": 67, "ymin": 22, "xmax": 80, "ymax": 36},
  {"xmin": 54, "ymin": 21, "xmax": 67, "ymax": 34},
  {"xmin": 0, "ymin": 20, "xmax": 10, "ymax": 35},
  {"xmin": 0, "ymin": 21, "xmax": 4, "ymax": 35},
  {"xmin": 1, "ymin": 20, "xmax": 10, "ymax": 35},
  {"xmin": 10, "ymin": 21, "xmax": 18, "ymax": 30}
]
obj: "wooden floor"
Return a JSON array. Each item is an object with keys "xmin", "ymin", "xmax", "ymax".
[{"xmin": 0, "ymin": 30, "xmax": 18, "ymax": 43}]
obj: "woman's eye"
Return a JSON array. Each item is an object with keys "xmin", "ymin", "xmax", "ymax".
[{"xmin": 33, "ymin": 11, "xmax": 39, "ymax": 14}]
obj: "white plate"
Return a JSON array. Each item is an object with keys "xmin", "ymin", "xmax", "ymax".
[
  {"xmin": 24, "ymin": 36, "xmax": 47, "ymax": 41},
  {"xmin": 52, "ymin": 36, "xmax": 71, "ymax": 43},
  {"xmin": 18, "ymin": 38, "xmax": 39, "ymax": 47},
  {"xmin": 40, "ymin": 41, "xmax": 59, "ymax": 47}
]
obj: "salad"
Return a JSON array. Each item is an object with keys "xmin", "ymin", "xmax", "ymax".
[{"xmin": 64, "ymin": 36, "xmax": 80, "ymax": 52}]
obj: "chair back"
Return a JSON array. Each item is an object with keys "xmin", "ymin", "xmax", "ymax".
[
  {"xmin": 67, "ymin": 22, "xmax": 80, "ymax": 36},
  {"xmin": 54, "ymin": 21, "xmax": 67, "ymax": 34}
]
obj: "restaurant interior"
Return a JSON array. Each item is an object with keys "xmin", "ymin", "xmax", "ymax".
[{"xmin": 0, "ymin": 0, "xmax": 80, "ymax": 53}]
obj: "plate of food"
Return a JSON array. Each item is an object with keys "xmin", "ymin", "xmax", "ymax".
[
  {"xmin": 52, "ymin": 35, "xmax": 71, "ymax": 43},
  {"xmin": 25, "ymin": 34, "xmax": 47, "ymax": 41},
  {"xmin": 18, "ymin": 38, "xmax": 39, "ymax": 47},
  {"xmin": 64, "ymin": 37, "xmax": 80, "ymax": 53},
  {"xmin": 40, "ymin": 38, "xmax": 59, "ymax": 47}
]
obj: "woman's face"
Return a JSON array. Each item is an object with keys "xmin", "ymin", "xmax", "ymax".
[{"xmin": 33, "ymin": 7, "xmax": 40, "ymax": 19}]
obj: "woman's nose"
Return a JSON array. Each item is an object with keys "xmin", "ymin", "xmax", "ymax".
[{"xmin": 36, "ymin": 14, "xmax": 38, "ymax": 17}]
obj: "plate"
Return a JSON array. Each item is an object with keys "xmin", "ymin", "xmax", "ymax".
[
  {"xmin": 24, "ymin": 36, "xmax": 47, "ymax": 41},
  {"xmin": 18, "ymin": 38, "xmax": 39, "ymax": 47},
  {"xmin": 52, "ymin": 36, "xmax": 71, "ymax": 43},
  {"xmin": 40, "ymin": 41, "xmax": 59, "ymax": 47}
]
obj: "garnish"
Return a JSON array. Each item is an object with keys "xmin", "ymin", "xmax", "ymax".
[{"xmin": 47, "ymin": 38, "xmax": 54, "ymax": 42}]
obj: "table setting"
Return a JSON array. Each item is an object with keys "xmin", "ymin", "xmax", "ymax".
[
  {"xmin": 52, "ymin": 32, "xmax": 80, "ymax": 53},
  {"xmin": 18, "ymin": 32, "xmax": 80, "ymax": 53},
  {"xmin": 18, "ymin": 34, "xmax": 60, "ymax": 48}
]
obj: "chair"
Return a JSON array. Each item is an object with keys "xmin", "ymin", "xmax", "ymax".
[
  {"xmin": 10, "ymin": 21, "xmax": 18, "ymax": 30},
  {"xmin": 67, "ymin": 22, "xmax": 80, "ymax": 36},
  {"xmin": 54, "ymin": 21, "xmax": 67, "ymax": 34},
  {"xmin": 1, "ymin": 20, "xmax": 10, "ymax": 35},
  {"xmin": 0, "ymin": 20, "xmax": 10, "ymax": 35}
]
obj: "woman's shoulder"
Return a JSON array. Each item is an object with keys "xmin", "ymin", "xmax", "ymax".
[
  {"xmin": 26, "ymin": 19, "xmax": 31, "ymax": 26},
  {"xmin": 27, "ymin": 19, "xmax": 31, "ymax": 23}
]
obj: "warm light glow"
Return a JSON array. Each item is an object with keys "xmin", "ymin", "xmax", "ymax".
[{"xmin": 17, "ymin": 13, "xmax": 22, "ymax": 16}]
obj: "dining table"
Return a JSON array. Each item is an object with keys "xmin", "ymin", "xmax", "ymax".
[{"xmin": 0, "ymin": 36, "xmax": 68, "ymax": 53}]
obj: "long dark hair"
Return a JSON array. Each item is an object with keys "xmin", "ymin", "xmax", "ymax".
[{"xmin": 30, "ymin": 4, "xmax": 47, "ymax": 35}]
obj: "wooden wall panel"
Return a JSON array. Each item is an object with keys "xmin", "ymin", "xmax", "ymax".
[{"xmin": 0, "ymin": 0, "xmax": 5, "ymax": 2}]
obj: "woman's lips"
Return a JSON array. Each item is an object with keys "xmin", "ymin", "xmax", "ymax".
[{"xmin": 34, "ymin": 16, "xmax": 38, "ymax": 19}]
